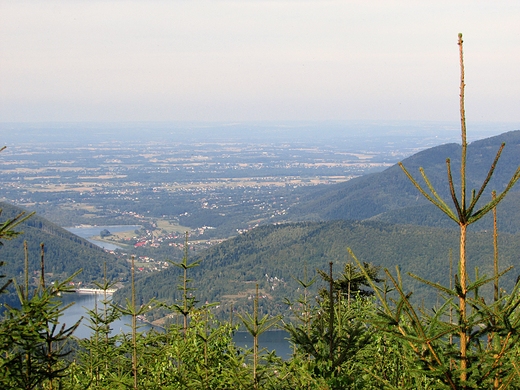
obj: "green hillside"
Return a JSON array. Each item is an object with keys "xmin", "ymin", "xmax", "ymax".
[
  {"xmin": 115, "ymin": 220, "xmax": 520, "ymax": 320},
  {"xmin": 0, "ymin": 201, "xmax": 129, "ymax": 285},
  {"xmin": 287, "ymin": 130, "xmax": 520, "ymax": 232}
]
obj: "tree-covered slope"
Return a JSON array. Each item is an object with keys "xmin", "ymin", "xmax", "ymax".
[
  {"xmin": 0, "ymin": 201, "xmax": 129, "ymax": 284},
  {"xmin": 287, "ymin": 130, "xmax": 520, "ymax": 232},
  {"xmin": 116, "ymin": 220, "xmax": 520, "ymax": 319}
]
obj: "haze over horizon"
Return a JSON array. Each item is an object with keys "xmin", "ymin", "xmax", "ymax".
[{"xmin": 1, "ymin": 1, "xmax": 520, "ymax": 128}]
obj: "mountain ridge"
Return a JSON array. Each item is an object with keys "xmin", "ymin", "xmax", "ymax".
[{"xmin": 286, "ymin": 130, "xmax": 520, "ymax": 231}]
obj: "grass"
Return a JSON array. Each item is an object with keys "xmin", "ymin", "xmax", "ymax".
[{"xmin": 154, "ymin": 219, "xmax": 191, "ymax": 233}]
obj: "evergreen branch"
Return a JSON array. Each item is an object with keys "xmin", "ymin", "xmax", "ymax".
[
  {"xmin": 468, "ymin": 166, "xmax": 520, "ymax": 223},
  {"xmin": 466, "ymin": 143, "xmax": 505, "ymax": 216},
  {"xmin": 429, "ymin": 299, "xmax": 458, "ymax": 335},
  {"xmin": 348, "ymin": 248, "xmax": 392, "ymax": 317},
  {"xmin": 374, "ymin": 310, "xmax": 399, "ymax": 327},
  {"xmin": 497, "ymin": 370, "xmax": 517, "ymax": 390},
  {"xmin": 419, "ymin": 166, "xmax": 458, "ymax": 220},
  {"xmin": 360, "ymin": 367, "xmax": 402, "ymax": 390},
  {"xmin": 465, "ymin": 267, "xmax": 513, "ymax": 293},
  {"xmin": 0, "ymin": 273, "xmax": 12, "ymax": 295},
  {"xmin": 446, "ymin": 158, "xmax": 464, "ymax": 222},
  {"xmin": 383, "ymin": 330, "xmax": 425, "ymax": 345},
  {"xmin": 464, "ymin": 298, "xmax": 495, "ymax": 328},
  {"xmin": 169, "ymin": 260, "xmax": 202, "ymax": 270},
  {"xmin": 394, "ymin": 293, "xmax": 407, "ymax": 322},
  {"xmin": 384, "ymin": 270, "xmax": 428, "ymax": 341},
  {"xmin": 505, "ymin": 362, "xmax": 520, "ymax": 390},
  {"xmin": 468, "ymin": 189, "xmax": 476, "ymax": 211},
  {"xmin": 237, "ymin": 312, "xmax": 255, "ymax": 335},
  {"xmin": 503, "ymin": 284, "xmax": 520, "ymax": 329},
  {"xmin": 257, "ymin": 315, "xmax": 281, "ymax": 335},
  {"xmin": 291, "ymin": 275, "xmax": 317, "ymax": 289},
  {"xmin": 384, "ymin": 269, "xmax": 456, "ymax": 389},
  {"xmin": 12, "ymin": 278, "xmax": 27, "ymax": 305},
  {"xmin": 398, "ymin": 163, "xmax": 458, "ymax": 222},
  {"xmin": 407, "ymin": 273, "xmax": 457, "ymax": 297},
  {"xmin": 453, "ymin": 274, "xmax": 463, "ymax": 297},
  {"xmin": 0, "ymin": 211, "xmax": 35, "ymax": 242},
  {"xmin": 426, "ymin": 324, "xmax": 460, "ymax": 344},
  {"xmin": 396, "ymin": 264, "xmax": 403, "ymax": 287},
  {"xmin": 480, "ymin": 331, "xmax": 513, "ymax": 384}
]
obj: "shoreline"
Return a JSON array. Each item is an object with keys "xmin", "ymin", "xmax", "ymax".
[{"xmin": 75, "ymin": 288, "xmax": 116, "ymax": 295}]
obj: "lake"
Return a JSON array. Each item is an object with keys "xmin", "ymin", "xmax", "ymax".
[
  {"xmin": 59, "ymin": 292, "xmax": 152, "ymax": 339},
  {"xmin": 65, "ymin": 225, "xmax": 142, "ymax": 250},
  {"xmin": 61, "ymin": 292, "xmax": 292, "ymax": 359},
  {"xmin": 233, "ymin": 330, "xmax": 292, "ymax": 360}
]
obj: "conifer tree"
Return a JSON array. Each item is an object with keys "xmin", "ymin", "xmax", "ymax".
[
  {"xmin": 352, "ymin": 34, "xmax": 520, "ymax": 389},
  {"xmin": 167, "ymin": 232, "xmax": 200, "ymax": 336}
]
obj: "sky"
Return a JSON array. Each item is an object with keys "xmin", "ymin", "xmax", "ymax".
[{"xmin": 1, "ymin": 1, "xmax": 520, "ymax": 125}]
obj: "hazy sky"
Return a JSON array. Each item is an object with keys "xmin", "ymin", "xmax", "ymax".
[{"xmin": 1, "ymin": 1, "xmax": 520, "ymax": 124}]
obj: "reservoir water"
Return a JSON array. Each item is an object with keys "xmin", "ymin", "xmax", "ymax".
[
  {"xmin": 59, "ymin": 292, "xmax": 152, "ymax": 339},
  {"xmin": 65, "ymin": 225, "xmax": 142, "ymax": 250},
  {"xmin": 61, "ymin": 292, "xmax": 292, "ymax": 359},
  {"xmin": 233, "ymin": 330, "xmax": 292, "ymax": 360}
]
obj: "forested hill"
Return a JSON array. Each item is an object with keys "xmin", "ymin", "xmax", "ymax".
[
  {"xmin": 115, "ymin": 220, "xmax": 520, "ymax": 319},
  {"xmin": 0, "ymin": 201, "xmax": 129, "ymax": 284},
  {"xmin": 286, "ymin": 130, "xmax": 520, "ymax": 232}
]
